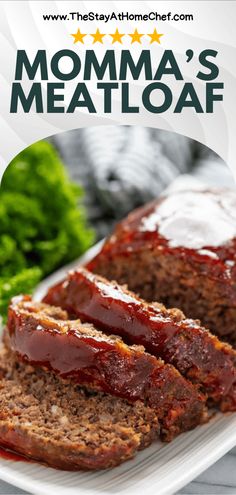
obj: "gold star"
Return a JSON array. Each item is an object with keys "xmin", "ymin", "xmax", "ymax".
[
  {"xmin": 71, "ymin": 28, "xmax": 86, "ymax": 44},
  {"xmin": 129, "ymin": 29, "xmax": 143, "ymax": 44},
  {"xmin": 148, "ymin": 28, "xmax": 163, "ymax": 44},
  {"xmin": 91, "ymin": 28, "xmax": 105, "ymax": 44},
  {"xmin": 110, "ymin": 28, "xmax": 124, "ymax": 44}
]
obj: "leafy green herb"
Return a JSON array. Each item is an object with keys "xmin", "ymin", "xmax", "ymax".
[
  {"xmin": 0, "ymin": 140, "xmax": 94, "ymax": 320},
  {"xmin": 0, "ymin": 267, "xmax": 42, "ymax": 318}
]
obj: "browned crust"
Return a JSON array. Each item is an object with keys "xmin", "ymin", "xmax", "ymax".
[
  {"xmin": 43, "ymin": 268, "xmax": 236, "ymax": 412},
  {"xmin": 0, "ymin": 425, "xmax": 139, "ymax": 471},
  {"xmin": 0, "ymin": 347, "xmax": 159, "ymax": 470},
  {"xmin": 6, "ymin": 297, "xmax": 207, "ymax": 441}
]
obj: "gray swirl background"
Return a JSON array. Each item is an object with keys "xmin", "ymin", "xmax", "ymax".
[{"xmin": 0, "ymin": 0, "xmax": 235, "ymax": 180}]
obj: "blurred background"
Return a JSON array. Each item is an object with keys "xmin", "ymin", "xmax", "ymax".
[
  {"xmin": 0, "ymin": 125, "xmax": 234, "ymax": 322},
  {"xmin": 51, "ymin": 126, "xmax": 233, "ymax": 239}
]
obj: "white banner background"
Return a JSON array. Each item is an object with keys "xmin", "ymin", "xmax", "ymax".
[{"xmin": 0, "ymin": 0, "xmax": 235, "ymax": 180}]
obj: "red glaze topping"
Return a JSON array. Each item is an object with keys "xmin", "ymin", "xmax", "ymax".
[
  {"xmin": 87, "ymin": 190, "xmax": 236, "ymax": 288},
  {"xmin": 44, "ymin": 268, "xmax": 236, "ymax": 410},
  {"xmin": 7, "ymin": 296, "xmax": 206, "ymax": 439},
  {"xmin": 0, "ymin": 445, "xmax": 31, "ymax": 463}
]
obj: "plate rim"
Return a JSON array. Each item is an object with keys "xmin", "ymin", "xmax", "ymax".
[{"xmin": 0, "ymin": 240, "xmax": 236, "ymax": 495}]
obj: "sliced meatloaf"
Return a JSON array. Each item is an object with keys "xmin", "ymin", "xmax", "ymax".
[
  {"xmin": 0, "ymin": 346, "xmax": 159, "ymax": 470},
  {"xmin": 43, "ymin": 268, "xmax": 236, "ymax": 412},
  {"xmin": 87, "ymin": 189, "xmax": 236, "ymax": 346},
  {"xmin": 6, "ymin": 296, "xmax": 207, "ymax": 441}
]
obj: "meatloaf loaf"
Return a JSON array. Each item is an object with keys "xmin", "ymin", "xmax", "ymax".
[
  {"xmin": 7, "ymin": 296, "xmax": 207, "ymax": 441},
  {"xmin": 43, "ymin": 267, "xmax": 236, "ymax": 412},
  {"xmin": 87, "ymin": 189, "xmax": 236, "ymax": 345},
  {"xmin": 0, "ymin": 346, "xmax": 159, "ymax": 470}
]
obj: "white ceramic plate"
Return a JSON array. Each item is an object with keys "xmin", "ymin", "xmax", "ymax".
[{"xmin": 1, "ymin": 241, "xmax": 236, "ymax": 495}]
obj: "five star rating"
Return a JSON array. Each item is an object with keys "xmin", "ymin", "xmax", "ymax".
[{"xmin": 71, "ymin": 28, "xmax": 163, "ymax": 45}]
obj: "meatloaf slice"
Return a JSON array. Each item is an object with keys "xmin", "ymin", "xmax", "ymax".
[
  {"xmin": 7, "ymin": 296, "xmax": 207, "ymax": 441},
  {"xmin": 0, "ymin": 345, "xmax": 159, "ymax": 470},
  {"xmin": 43, "ymin": 268, "xmax": 236, "ymax": 412},
  {"xmin": 87, "ymin": 189, "xmax": 236, "ymax": 345}
]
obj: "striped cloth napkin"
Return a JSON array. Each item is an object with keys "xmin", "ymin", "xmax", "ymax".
[
  {"xmin": 52, "ymin": 126, "xmax": 232, "ymax": 238},
  {"xmin": 81, "ymin": 126, "xmax": 192, "ymax": 215}
]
